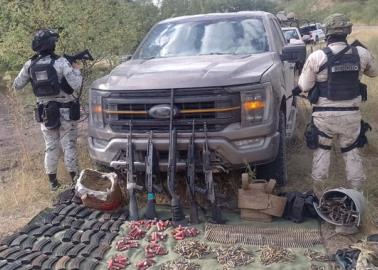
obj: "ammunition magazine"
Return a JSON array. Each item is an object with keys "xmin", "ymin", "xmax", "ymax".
[
  {"xmin": 42, "ymin": 213, "xmax": 57, "ymax": 224},
  {"xmin": 0, "ymin": 246, "xmax": 20, "ymax": 260},
  {"xmin": 0, "ymin": 261, "xmax": 6, "ymax": 268},
  {"xmin": 88, "ymin": 210, "xmax": 102, "ymax": 220},
  {"xmin": 110, "ymin": 220, "xmax": 123, "ymax": 233},
  {"xmin": 101, "ymin": 212, "xmax": 112, "ymax": 221},
  {"xmin": 0, "ymin": 234, "xmax": 20, "ymax": 246},
  {"xmin": 55, "ymin": 255, "xmax": 71, "ymax": 270},
  {"xmin": 41, "ymin": 256, "xmax": 59, "ymax": 270},
  {"xmin": 44, "ymin": 226, "xmax": 64, "ymax": 237},
  {"xmin": 80, "ymin": 243, "xmax": 99, "ymax": 257},
  {"xmin": 51, "ymin": 205, "xmax": 67, "ymax": 215},
  {"xmin": 67, "ymin": 243, "xmax": 86, "ymax": 258},
  {"xmin": 62, "ymin": 229, "xmax": 76, "ymax": 242},
  {"xmin": 71, "ymin": 219, "xmax": 85, "ymax": 230},
  {"xmin": 51, "ymin": 216, "xmax": 65, "ymax": 226},
  {"xmin": 68, "ymin": 205, "xmax": 85, "ymax": 217},
  {"xmin": 3, "ymin": 262, "xmax": 22, "ymax": 270},
  {"xmin": 76, "ymin": 208, "xmax": 92, "ymax": 219},
  {"xmin": 19, "ymin": 224, "xmax": 40, "ymax": 235},
  {"xmin": 0, "ymin": 245, "xmax": 8, "ymax": 252},
  {"xmin": 71, "ymin": 231, "xmax": 83, "ymax": 245},
  {"xmin": 100, "ymin": 220, "xmax": 113, "ymax": 231},
  {"xmin": 67, "ymin": 256, "xmax": 85, "ymax": 270},
  {"xmin": 83, "ymin": 220, "xmax": 97, "ymax": 230},
  {"xmin": 32, "ymin": 225, "xmax": 53, "ymax": 237},
  {"xmin": 92, "ymin": 245, "xmax": 110, "ymax": 260},
  {"xmin": 42, "ymin": 240, "xmax": 61, "ymax": 255},
  {"xmin": 90, "ymin": 231, "xmax": 106, "ymax": 245},
  {"xmin": 81, "ymin": 230, "xmax": 96, "ymax": 244},
  {"xmin": 61, "ymin": 216, "xmax": 76, "ymax": 229},
  {"xmin": 21, "ymin": 237, "xmax": 37, "ymax": 250},
  {"xmin": 32, "ymin": 238, "xmax": 51, "ymax": 252},
  {"xmin": 91, "ymin": 221, "xmax": 104, "ymax": 232},
  {"xmin": 20, "ymin": 251, "xmax": 41, "ymax": 264},
  {"xmin": 81, "ymin": 259, "xmax": 99, "ymax": 270},
  {"xmin": 10, "ymin": 234, "xmax": 28, "ymax": 247},
  {"xmin": 31, "ymin": 254, "xmax": 49, "ymax": 269},
  {"xmin": 6, "ymin": 249, "xmax": 32, "ymax": 262},
  {"xmin": 55, "ymin": 243, "xmax": 75, "ymax": 257},
  {"xmin": 59, "ymin": 204, "xmax": 77, "ymax": 216},
  {"xmin": 102, "ymin": 232, "xmax": 118, "ymax": 246}
]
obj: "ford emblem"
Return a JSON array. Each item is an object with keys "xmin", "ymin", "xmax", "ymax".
[{"xmin": 148, "ymin": 104, "xmax": 178, "ymax": 119}]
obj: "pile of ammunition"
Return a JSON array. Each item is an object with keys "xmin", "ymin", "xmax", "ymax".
[
  {"xmin": 318, "ymin": 195, "xmax": 359, "ymax": 225},
  {"xmin": 107, "ymin": 255, "xmax": 129, "ymax": 269},
  {"xmin": 214, "ymin": 246, "xmax": 255, "ymax": 270},
  {"xmin": 160, "ymin": 258, "xmax": 200, "ymax": 270},
  {"xmin": 136, "ymin": 258, "xmax": 156, "ymax": 270},
  {"xmin": 304, "ymin": 249, "xmax": 332, "ymax": 262},
  {"xmin": 260, "ymin": 246, "xmax": 296, "ymax": 265},
  {"xmin": 171, "ymin": 225, "xmax": 200, "ymax": 240},
  {"xmin": 174, "ymin": 240, "xmax": 211, "ymax": 259}
]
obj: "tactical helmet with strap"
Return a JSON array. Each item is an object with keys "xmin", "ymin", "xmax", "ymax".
[
  {"xmin": 32, "ymin": 29, "xmax": 59, "ymax": 53},
  {"xmin": 324, "ymin": 13, "xmax": 352, "ymax": 36}
]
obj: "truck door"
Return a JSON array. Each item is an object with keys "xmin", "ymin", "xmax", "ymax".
[{"xmin": 270, "ymin": 18, "xmax": 295, "ymax": 122}]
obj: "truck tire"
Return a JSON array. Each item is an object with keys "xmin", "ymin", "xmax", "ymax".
[{"xmin": 256, "ymin": 111, "xmax": 288, "ymax": 186}]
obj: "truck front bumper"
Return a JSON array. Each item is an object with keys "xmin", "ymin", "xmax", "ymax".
[{"xmin": 88, "ymin": 131, "xmax": 280, "ymax": 171}]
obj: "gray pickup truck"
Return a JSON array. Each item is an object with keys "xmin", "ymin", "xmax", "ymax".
[{"xmin": 88, "ymin": 11, "xmax": 305, "ymax": 185}]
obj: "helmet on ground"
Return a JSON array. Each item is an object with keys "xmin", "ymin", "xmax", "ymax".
[
  {"xmin": 32, "ymin": 29, "xmax": 59, "ymax": 52},
  {"xmin": 324, "ymin": 13, "xmax": 352, "ymax": 36}
]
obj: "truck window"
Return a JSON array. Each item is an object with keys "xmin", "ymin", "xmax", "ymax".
[
  {"xmin": 134, "ymin": 17, "xmax": 269, "ymax": 59},
  {"xmin": 270, "ymin": 19, "xmax": 286, "ymax": 50}
]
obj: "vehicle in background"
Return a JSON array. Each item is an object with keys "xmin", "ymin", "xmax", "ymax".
[
  {"xmin": 282, "ymin": 27, "xmax": 311, "ymax": 45},
  {"xmin": 88, "ymin": 11, "xmax": 306, "ymax": 186},
  {"xmin": 300, "ymin": 23, "xmax": 325, "ymax": 43}
]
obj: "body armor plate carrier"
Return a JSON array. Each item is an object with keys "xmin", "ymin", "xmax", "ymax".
[
  {"xmin": 29, "ymin": 56, "xmax": 60, "ymax": 97},
  {"xmin": 318, "ymin": 45, "xmax": 361, "ymax": 101}
]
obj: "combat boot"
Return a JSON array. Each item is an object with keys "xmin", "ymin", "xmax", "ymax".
[
  {"xmin": 313, "ymin": 180, "xmax": 327, "ymax": 199},
  {"xmin": 48, "ymin": 174, "xmax": 61, "ymax": 191}
]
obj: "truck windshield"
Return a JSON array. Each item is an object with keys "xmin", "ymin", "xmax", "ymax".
[{"xmin": 134, "ymin": 17, "xmax": 269, "ymax": 59}]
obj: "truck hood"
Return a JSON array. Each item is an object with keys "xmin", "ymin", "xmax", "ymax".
[{"xmin": 93, "ymin": 53, "xmax": 275, "ymax": 90}]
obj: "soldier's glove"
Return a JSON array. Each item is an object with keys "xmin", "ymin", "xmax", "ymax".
[{"xmin": 292, "ymin": 86, "xmax": 302, "ymax": 96}]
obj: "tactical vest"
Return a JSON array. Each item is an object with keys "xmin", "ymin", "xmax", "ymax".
[
  {"xmin": 317, "ymin": 46, "xmax": 361, "ymax": 101},
  {"xmin": 29, "ymin": 56, "xmax": 60, "ymax": 97}
]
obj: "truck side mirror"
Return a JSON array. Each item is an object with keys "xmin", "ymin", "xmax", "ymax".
[
  {"xmin": 281, "ymin": 44, "xmax": 306, "ymax": 66},
  {"xmin": 120, "ymin": 55, "xmax": 132, "ymax": 62}
]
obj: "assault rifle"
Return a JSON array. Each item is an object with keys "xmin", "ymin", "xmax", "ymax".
[
  {"xmin": 203, "ymin": 122, "xmax": 224, "ymax": 224},
  {"xmin": 144, "ymin": 131, "xmax": 159, "ymax": 219},
  {"xmin": 126, "ymin": 121, "xmax": 142, "ymax": 220},
  {"xmin": 167, "ymin": 89, "xmax": 187, "ymax": 226},
  {"xmin": 63, "ymin": 49, "xmax": 94, "ymax": 64},
  {"xmin": 186, "ymin": 120, "xmax": 200, "ymax": 224}
]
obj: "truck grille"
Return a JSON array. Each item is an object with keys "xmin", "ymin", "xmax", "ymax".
[{"xmin": 103, "ymin": 88, "xmax": 241, "ymax": 133}]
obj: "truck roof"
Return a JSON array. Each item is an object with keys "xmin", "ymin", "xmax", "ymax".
[{"xmin": 159, "ymin": 11, "xmax": 273, "ymax": 24}]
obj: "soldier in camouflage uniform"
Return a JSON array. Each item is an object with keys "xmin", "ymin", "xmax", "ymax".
[
  {"xmin": 13, "ymin": 29, "xmax": 83, "ymax": 190},
  {"xmin": 296, "ymin": 14, "xmax": 378, "ymax": 196}
]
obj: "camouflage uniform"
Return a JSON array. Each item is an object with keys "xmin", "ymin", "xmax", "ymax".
[
  {"xmin": 13, "ymin": 56, "xmax": 82, "ymax": 175},
  {"xmin": 298, "ymin": 14, "xmax": 378, "ymax": 192}
]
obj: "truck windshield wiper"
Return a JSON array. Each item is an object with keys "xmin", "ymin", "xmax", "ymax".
[{"xmin": 199, "ymin": 52, "xmax": 235, "ymax": 56}]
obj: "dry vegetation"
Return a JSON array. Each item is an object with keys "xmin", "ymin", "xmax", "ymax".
[{"xmin": 0, "ymin": 27, "xmax": 378, "ymax": 244}]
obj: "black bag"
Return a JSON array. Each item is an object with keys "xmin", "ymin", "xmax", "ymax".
[
  {"xmin": 34, "ymin": 104, "xmax": 44, "ymax": 123},
  {"xmin": 308, "ymin": 85, "xmax": 320, "ymax": 104},
  {"xmin": 69, "ymin": 101, "xmax": 80, "ymax": 121},
  {"xmin": 304, "ymin": 122, "xmax": 319, "ymax": 150},
  {"xmin": 43, "ymin": 101, "xmax": 61, "ymax": 129},
  {"xmin": 282, "ymin": 191, "xmax": 318, "ymax": 223}
]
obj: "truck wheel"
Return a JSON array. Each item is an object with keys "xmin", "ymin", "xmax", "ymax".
[{"xmin": 256, "ymin": 111, "xmax": 288, "ymax": 186}]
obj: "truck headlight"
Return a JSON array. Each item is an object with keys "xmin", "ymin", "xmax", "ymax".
[
  {"xmin": 240, "ymin": 85, "xmax": 272, "ymax": 127},
  {"xmin": 89, "ymin": 89, "xmax": 109, "ymax": 128}
]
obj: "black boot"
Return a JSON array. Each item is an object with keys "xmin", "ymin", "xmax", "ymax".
[
  {"xmin": 69, "ymin": 171, "xmax": 77, "ymax": 185},
  {"xmin": 48, "ymin": 174, "xmax": 61, "ymax": 191}
]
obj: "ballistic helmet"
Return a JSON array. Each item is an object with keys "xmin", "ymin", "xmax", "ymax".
[
  {"xmin": 32, "ymin": 29, "xmax": 59, "ymax": 52},
  {"xmin": 324, "ymin": 13, "xmax": 352, "ymax": 36}
]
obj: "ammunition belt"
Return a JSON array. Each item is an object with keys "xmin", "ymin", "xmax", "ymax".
[{"xmin": 313, "ymin": 106, "xmax": 359, "ymax": 112}]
